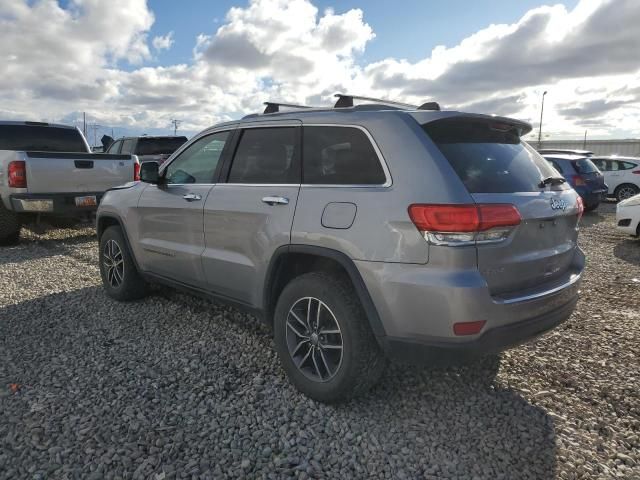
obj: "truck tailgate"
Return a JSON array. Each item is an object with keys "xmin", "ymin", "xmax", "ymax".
[{"xmin": 25, "ymin": 152, "xmax": 135, "ymax": 193}]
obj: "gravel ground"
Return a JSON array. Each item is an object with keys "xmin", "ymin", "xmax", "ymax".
[{"xmin": 0, "ymin": 204, "xmax": 638, "ymax": 479}]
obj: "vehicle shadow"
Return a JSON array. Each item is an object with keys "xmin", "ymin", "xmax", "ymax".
[
  {"xmin": 613, "ymin": 238, "xmax": 640, "ymax": 267},
  {"xmin": 1, "ymin": 286, "xmax": 557, "ymax": 479},
  {"xmin": 580, "ymin": 210, "xmax": 606, "ymax": 227}
]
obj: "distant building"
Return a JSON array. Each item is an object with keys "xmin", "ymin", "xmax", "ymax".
[{"xmin": 536, "ymin": 139, "xmax": 640, "ymax": 157}]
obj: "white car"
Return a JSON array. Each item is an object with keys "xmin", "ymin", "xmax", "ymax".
[
  {"xmin": 616, "ymin": 193, "xmax": 640, "ymax": 236},
  {"xmin": 591, "ymin": 156, "xmax": 640, "ymax": 202}
]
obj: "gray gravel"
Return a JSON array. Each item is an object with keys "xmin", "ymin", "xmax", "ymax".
[{"xmin": 1, "ymin": 205, "xmax": 638, "ymax": 479}]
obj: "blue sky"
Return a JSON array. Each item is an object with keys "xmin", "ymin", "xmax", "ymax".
[{"xmin": 149, "ymin": 0, "xmax": 579, "ymax": 67}]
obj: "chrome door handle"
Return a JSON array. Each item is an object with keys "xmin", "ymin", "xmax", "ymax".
[
  {"xmin": 183, "ymin": 193, "xmax": 202, "ymax": 202},
  {"xmin": 262, "ymin": 196, "xmax": 289, "ymax": 206}
]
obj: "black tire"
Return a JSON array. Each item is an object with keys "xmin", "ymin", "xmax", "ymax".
[
  {"xmin": 273, "ymin": 272, "xmax": 386, "ymax": 403},
  {"xmin": 99, "ymin": 226, "xmax": 148, "ymax": 301},
  {"xmin": 615, "ymin": 183, "xmax": 639, "ymax": 202},
  {"xmin": 0, "ymin": 202, "xmax": 21, "ymax": 245},
  {"xmin": 584, "ymin": 203, "xmax": 599, "ymax": 212}
]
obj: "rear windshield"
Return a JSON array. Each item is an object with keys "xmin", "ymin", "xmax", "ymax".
[
  {"xmin": 0, "ymin": 125, "xmax": 87, "ymax": 152},
  {"xmin": 423, "ymin": 119, "xmax": 560, "ymax": 193},
  {"xmin": 136, "ymin": 137, "xmax": 187, "ymax": 156},
  {"xmin": 572, "ymin": 158, "xmax": 599, "ymax": 174}
]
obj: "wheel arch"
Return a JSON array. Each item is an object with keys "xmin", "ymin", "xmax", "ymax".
[
  {"xmin": 263, "ymin": 245, "xmax": 387, "ymax": 340},
  {"xmin": 96, "ymin": 213, "xmax": 142, "ymax": 272}
]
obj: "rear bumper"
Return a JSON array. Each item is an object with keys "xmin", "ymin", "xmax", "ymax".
[
  {"xmin": 575, "ymin": 187, "xmax": 607, "ymax": 206},
  {"xmin": 356, "ymin": 248, "xmax": 584, "ymax": 365},
  {"xmin": 10, "ymin": 192, "xmax": 104, "ymax": 216},
  {"xmin": 382, "ymin": 296, "xmax": 577, "ymax": 365}
]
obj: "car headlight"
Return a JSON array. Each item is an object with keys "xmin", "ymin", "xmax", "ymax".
[{"xmin": 620, "ymin": 194, "xmax": 640, "ymax": 207}]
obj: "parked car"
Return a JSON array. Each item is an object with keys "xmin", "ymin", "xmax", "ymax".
[
  {"xmin": 538, "ymin": 148, "xmax": 593, "ymax": 156},
  {"xmin": 0, "ymin": 121, "xmax": 139, "ymax": 244},
  {"xmin": 543, "ymin": 154, "xmax": 607, "ymax": 211},
  {"xmin": 616, "ymin": 193, "xmax": 640, "ymax": 237},
  {"xmin": 97, "ymin": 98, "xmax": 584, "ymax": 402},
  {"xmin": 105, "ymin": 135, "xmax": 187, "ymax": 165},
  {"xmin": 590, "ymin": 156, "xmax": 640, "ymax": 202}
]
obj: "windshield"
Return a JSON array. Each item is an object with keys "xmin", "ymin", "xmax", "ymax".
[
  {"xmin": 0, "ymin": 125, "xmax": 87, "ymax": 152},
  {"xmin": 137, "ymin": 137, "xmax": 187, "ymax": 156},
  {"xmin": 423, "ymin": 119, "xmax": 561, "ymax": 193},
  {"xmin": 572, "ymin": 158, "xmax": 599, "ymax": 174}
]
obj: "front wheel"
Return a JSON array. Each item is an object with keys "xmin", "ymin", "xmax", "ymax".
[
  {"xmin": 99, "ymin": 226, "xmax": 148, "ymax": 301},
  {"xmin": 273, "ymin": 272, "xmax": 386, "ymax": 403}
]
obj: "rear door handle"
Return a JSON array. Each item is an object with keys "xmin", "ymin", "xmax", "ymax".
[
  {"xmin": 183, "ymin": 193, "xmax": 202, "ymax": 202},
  {"xmin": 262, "ymin": 196, "xmax": 289, "ymax": 206}
]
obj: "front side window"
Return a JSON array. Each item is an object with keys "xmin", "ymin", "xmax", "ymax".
[
  {"xmin": 164, "ymin": 131, "xmax": 229, "ymax": 184},
  {"xmin": 227, "ymin": 127, "xmax": 299, "ymax": 184},
  {"xmin": 120, "ymin": 139, "xmax": 136, "ymax": 154},
  {"xmin": 303, "ymin": 126, "xmax": 386, "ymax": 185},
  {"xmin": 106, "ymin": 140, "xmax": 122, "ymax": 154}
]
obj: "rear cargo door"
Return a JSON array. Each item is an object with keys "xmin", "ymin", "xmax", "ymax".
[
  {"xmin": 423, "ymin": 119, "xmax": 582, "ymax": 296},
  {"xmin": 24, "ymin": 152, "xmax": 134, "ymax": 193}
]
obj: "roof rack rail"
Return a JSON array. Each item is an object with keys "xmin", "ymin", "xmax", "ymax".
[
  {"xmin": 263, "ymin": 102, "xmax": 312, "ymax": 114},
  {"xmin": 334, "ymin": 94, "xmax": 441, "ymax": 111}
]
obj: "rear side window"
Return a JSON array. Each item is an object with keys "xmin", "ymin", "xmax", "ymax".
[
  {"xmin": 303, "ymin": 126, "xmax": 386, "ymax": 185},
  {"xmin": 136, "ymin": 137, "xmax": 187, "ymax": 156},
  {"xmin": 621, "ymin": 161, "xmax": 639, "ymax": 170},
  {"xmin": 572, "ymin": 158, "xmax": 599, "ymax": 174},
  {"xmin": 0, "ymin": 125, "xmax": 87, "ymax": 152},
  {"xmin": 228, "ymin": 127, "xmax": 299, "ymax": 184},
  {"xmin": 423, "ymin": 120, "xmax": 559, "ymax": 193}
]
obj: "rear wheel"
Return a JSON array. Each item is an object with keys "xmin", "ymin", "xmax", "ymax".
[
  {"xmin": 99, "ymin": 226, "xmax": 148, "ymax": 301},
  {"xmin": 273, "ymin": 272, "xmax": 386, "ymax": 403},
  {"xmin": 615, "ymin": 183, "xmax": 639, "ymax": 202},
  {"xmin": 0, "ymin": 202, "xmax": 21, "ymax": 245}
]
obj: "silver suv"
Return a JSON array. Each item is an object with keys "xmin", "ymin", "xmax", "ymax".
[{"xmin": 96, "ymin": 96, "xmax": 585, "ymax": 402}]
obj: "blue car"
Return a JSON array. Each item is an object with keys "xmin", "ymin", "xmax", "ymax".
[{"xmin": 543, "ymin": 154, "xmax": 608, "ymax": 211}]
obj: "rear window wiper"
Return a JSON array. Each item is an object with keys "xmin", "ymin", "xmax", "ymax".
[{"xmin": 539, "ymin": 176, "xmax": 566, "ymax": 188}]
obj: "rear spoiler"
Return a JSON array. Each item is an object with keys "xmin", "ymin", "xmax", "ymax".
[{"xmin": 410, "ymin": 111, "xmax": 532, "ymax": 136}]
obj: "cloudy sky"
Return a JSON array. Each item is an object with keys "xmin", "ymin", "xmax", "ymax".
[{"xmin": 0, "ymin": 0, "xmax": 639, "ymax": 144}]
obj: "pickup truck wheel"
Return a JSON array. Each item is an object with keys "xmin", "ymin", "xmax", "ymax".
[
  {"xmin": 273, "ymin": 272, "xmax": 386, "ymax": 403},
  {"xmin": 99, "ymin": 226, "xmax": 148, "ymax": 301},
  {"xmin": 0, "ymin": 202, "xmax": 21, "ymax": 245}
]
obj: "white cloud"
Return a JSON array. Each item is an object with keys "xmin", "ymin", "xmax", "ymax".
[
  {"xmin": 152, "ymin": 31, "xmax": 174, "ymax": 51},
  {"xmin": 0, "ymin": 0, "xmax": 638, "ymax": 140}
]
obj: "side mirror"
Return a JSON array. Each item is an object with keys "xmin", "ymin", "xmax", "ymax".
[{"xmin": 139, "ymin": 161, "xmax": 160, "ymax": 184}]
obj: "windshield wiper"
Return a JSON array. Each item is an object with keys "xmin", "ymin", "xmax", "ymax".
[{"xmin": 539, "ymin": 176, "xmax": 566, "ymax": 188}]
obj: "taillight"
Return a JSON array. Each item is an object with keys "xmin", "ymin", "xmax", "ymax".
[
  {"xmin": 8, "ymin": 161, "xmax": 27, "ymax": 188},
  {"xmin": 632, "ymin": 170, "xmax": 640, "ymax": 175},
  {"xmin": 576, "ymin": 196, "xmax": 584, "ymax": 220},
  {"xmin": 408, "ymin": 204, "xmax": 521, "ymax": 246},
  {"xmin": 134, "ymin": 162, "xmax": 140, "ymax": 181},
  {"xmin": 572, "ymin": 175, "xmax": 586, "ymax": 186}
]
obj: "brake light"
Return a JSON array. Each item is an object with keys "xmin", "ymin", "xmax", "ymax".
[
  {"xmin": 572, "ymin": 175, "xmax": 586, "ymax": 186},
  {"xmin": 632, "ymin": 170, "xmax": 640, "ymax": 175},
  {"xmin": 8, "ymin": 161, "xmax": 27, "ymax": 188},
  {"xmin": 576, "ymin": 196, "xmax": 584, "ymax": 220},
  {"xmin": 453, "ymin": 320, "xmax": 486, "ymax": 336},
  {"xmin": 134, "ymin": 162, "xmax": 140, "ymax": 181},
  {"xmin": 408, "ymin": 204, "xmax": 521, "ymax": 246}
]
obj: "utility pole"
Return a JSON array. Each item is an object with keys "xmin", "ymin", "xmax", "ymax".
[
  {"xmin": 83, "ymin": 112, "xmax": 87, "ymax": 138},
  {"xmin": 170, "ymin": 119, "xmax": 182, "ymax": 136},
  {"xmin": 88, "ymin": 124, "xmax": 103, "ymax": 148},
  {"xmin": 537, "ymin": 91, "xmax": 547, "ymax": 149},
  {"xmin": 583, "ymin": 130, "xmax": 587, "ymax": 150}
]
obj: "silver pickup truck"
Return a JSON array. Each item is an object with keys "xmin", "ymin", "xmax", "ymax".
[{"xmin": 0, "ymin": 121, "xmax": 139, "ymax": 243}]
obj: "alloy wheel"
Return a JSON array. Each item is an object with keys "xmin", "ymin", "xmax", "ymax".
[
  {"xmin": 618, "ymin": 186, "xmax": 637, "ymax": 201},
  {"xmin": 285, "ymin": 297, "xmax": 344, "ymax": 382},
  {"xmin": 103, "ymin": 239, "xmax": 124, "ymax": 288}
]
